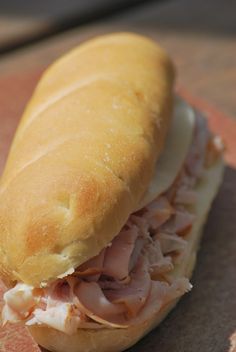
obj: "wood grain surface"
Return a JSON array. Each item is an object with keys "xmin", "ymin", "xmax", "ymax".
[{"xmin": 0, "ymin": 68, "xmax": 235, "ymax": 352}]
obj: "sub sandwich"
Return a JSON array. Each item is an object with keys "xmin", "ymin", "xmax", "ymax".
[{"xmin": 0, "ymin": 33, "xmax": 224, "ymax": 352}]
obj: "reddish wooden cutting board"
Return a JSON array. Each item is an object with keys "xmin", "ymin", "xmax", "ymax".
[{"xmin": 0, "ymin": 70, "xmax": 235, "ymax": 352}]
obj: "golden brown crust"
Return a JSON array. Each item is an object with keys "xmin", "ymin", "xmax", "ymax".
[
  {"xmin": 0, "ymin": 33, "xmax": 175, "ymax": 286},
  {"xmin": 28, "ymin": 157, "xmax": 224, "ymax": 352}
]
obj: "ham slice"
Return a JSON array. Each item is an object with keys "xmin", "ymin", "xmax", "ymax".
[
  {"xmin": 26, "ymin": 304, "xmax": 81, "ymax": 335},
  {"xmin": 129, "ymin": 236, "xmax": 146, "ymax": 272},
  {"xmin": 99, "ymin": 279, "xmax": 127, "ymax": 290},
  {"xmin": 142, "ymin": 238, "xmax": 173, "ymax": 274},
  {"xmin": 73, "ymin": 249, "xmax": 105, "ymax": 281},
  {"xmin": 74, "ymin": 281, "xmax": 128, "ymax": 328},
  {"xmin": 158, "ymin": 233, "xmax": 187, "ymax": 255},
  {"xmin": 103, "ymin": 226, "xmax": 139, "ymax": 280},
  {"xmin": 175, "ymin": 187, "xmax": 197, "ymax": 205},
  {"xmin": 129, "ymin": 215, "xmax": 149, "ymax": 237},
  {"xmin": 162, "ymin": 210, "xmax": 195, "ymax": 237},
  {"xmin": 2, "ymin": 284, "xmax": 40, "ymax": 322},
  {"xmin": 105, "ymin": 257, "xmax": 151, "ymax": 317},
  {"xmin": 46, "ymin": 280, "xmax": 72, "ymax": 303},
  {"xmin": 143, "ymin": 196, "xmax": 174, "ymax": 230}
]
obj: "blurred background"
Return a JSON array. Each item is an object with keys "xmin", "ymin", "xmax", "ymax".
[{"xmin": 0, "ymin": 0, "xmax": 235, "ymax": 116}]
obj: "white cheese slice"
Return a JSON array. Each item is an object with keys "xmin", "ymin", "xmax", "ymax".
[{"xmin": 136, "ymin": 97, "xmax": 195, "ymax": 210}]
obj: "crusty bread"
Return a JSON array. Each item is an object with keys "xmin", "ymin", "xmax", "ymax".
[
  {"xmin": 0, "ymin": 33, "xmax": 175, "ymax": 287},
  {"xmin": 28, "ymin": 158, "xmax": 224, "ymax": 352}
]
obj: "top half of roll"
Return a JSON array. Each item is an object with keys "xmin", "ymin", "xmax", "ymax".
[{"xmin": 0, "ymin": 33, "xmax": 175, "ymax": 287}]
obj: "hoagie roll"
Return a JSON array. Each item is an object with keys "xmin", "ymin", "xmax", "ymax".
[{"xmin": 0, "ymin": 33, "xmax": 224, "ymax": 352}]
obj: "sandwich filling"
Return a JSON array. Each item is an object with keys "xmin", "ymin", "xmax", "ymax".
[{"xmin": 2, "ymin": 109, "xmax": 223, "ymax": 335}]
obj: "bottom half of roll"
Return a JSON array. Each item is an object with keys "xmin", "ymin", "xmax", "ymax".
[{"xmin": 27, "ymin": 156, "xmax": 224, "ymax": 352}]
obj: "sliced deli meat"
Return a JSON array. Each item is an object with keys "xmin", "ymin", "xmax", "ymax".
[
  {"xmin": 2, "ymin": 108, "xmax": 223, "ymax": 334},
  {"xmin": 27, "ymin": 304, "xmax": 81, "ymax": 335},
  {"xmin": 74, "ymin": 281, "xmax": 128, "ymax": 328},
  {"xmin": 158, "ymin": 233, "xmax": 187, "ymax": 255},
  {"xmin": 103, "ymin": 226, "xmax": 139, "ymax": 280},
  {"xmin": 2, "ymin": 284, "xmax": 40, "ymax": 323},
  {"xmin": 162, "ymin": 210, "xmax": 196, "ymax": 237},
  {"xmin": 105, "ymin": 257, "xmax": 151, "ymax": 317},
  {"xmin": 143, "ymin": 196, "xmax": 174, "ymax": 230},
  {"xmin": 73, "ymin": 249, "xmax": 106, "ymax": 281}
]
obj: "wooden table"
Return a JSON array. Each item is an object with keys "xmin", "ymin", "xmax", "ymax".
[{"xmin": 0, "ymin": 1, "xmax": 235, "ymax": 351}]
